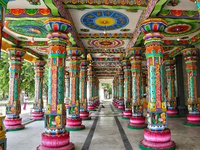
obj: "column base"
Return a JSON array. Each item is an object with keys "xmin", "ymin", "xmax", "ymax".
[
  {"xmin": 167, "ymin": 110, "xmax": 179, "ymax": 118},
  {"xmin": 4, "ymin": 118, "xmax": 25, "ymax": 131},
  {"xmin": 31, "ymin": 112, "xmax": 44, "ymax": 120},
  {"xmin": 122, "ymin": 110, "xmax": 132, "ymax": 119},
  {"xmin": 140, "ymin": 128, "xmax": 176, "ymax": 150},
  {"xmin": 65, "ymin": 125, "xmax": 85, "ymax": 131},
  {"xmin": 37, "ymin": 132, "xmax": 74, "ymax": 150},
  {"xmin": 127, "ymin": 117, "xmax": 147, "ymax": 129},
  {"xmin": 80, "ymin": 111, "xmax": 91, "ymax": 120},
  {"xmin": 66, "ymin": 118, "xmax": 85, "ymax": 131},
  {"xmin": 65, "ymin": 104, "xmax": 69, "ymax": 109},
  {"xmin": 88, "ymin": 105, "xmax": 96, "ymax": 111},
  {"xmin": 184, "ymin": 121, "xmax": 200, "ymax": 126}
]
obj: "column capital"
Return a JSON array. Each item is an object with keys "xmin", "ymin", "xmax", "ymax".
[
  {"xmin": 66, "ymin": 47, "xmax": 84, "ymax": 60},
  {"xmin": 34, "ymin": 59, "xmax": 46, "ymax": 67},
  {"xmin": 80, "ymin": 59, "xmax": 89, "ymax": 67},
  {"xmin": 182, "ymin": 48, "xmax": 199, "ymax": 61},
  {"xmin": 126, "ymin": 47, "xmax": 144, "ymax": 57},
  {"xmin": 6, "ymin": 48, "xmax": 26, "ymax": 57}
]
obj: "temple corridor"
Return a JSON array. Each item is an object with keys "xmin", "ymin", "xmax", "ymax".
[{"xmin": 5, "ymin": 101, "xmax": 200, "ymax": 150}]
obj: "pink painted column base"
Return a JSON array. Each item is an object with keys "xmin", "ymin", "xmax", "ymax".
[
  {"xmin": 66, "ymin": 118, "xmax": 85, "ymax": 130},
  {"xmin": 167, "ymin": 109, "xmax": 179, "ymax": 117},
  {"xmin": 118, "ymin": 105, "xmax": 125, "ymax": 110},
  {"xmin": 31, "ymin": 112, "xmax": 44, "ymax": 120},
  {"xmin": 185, "ymin": 114, "xmax": 200, "ymax": 125},
  {"xmin": 88, "ymin": 105, "xmax": 96, "ymax": 111},
  {"xmin": 80, "ymin": 111, "xmax": 91, "ymax": 120},
  {"xmin": 140, "ymin": 128, "xmax": 176, "ymax": 149},
  {"xmin": 4, "ymin": 118, "xmax": 25, "ymax": 130},
  {"xmin": 122, "ymin": 110, "xmax": 132, "ymax": 118},
  {"xmin": 37, "ymin": 132, "xmax": 75, "ymax": 150},
  {"xmin": 128, "ymin": 117, "xmax": 147, "ymax": 129}
]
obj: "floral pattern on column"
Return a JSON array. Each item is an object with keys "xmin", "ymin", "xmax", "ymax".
[
  {"xmin": 66, "ymin": 47, "xmax": 85, "ymax": 131},
  {"xmin": 88, "ymin": 64, "xmax": 96, "ymax": 111},
  {"xmin": 37, "ymin": 17, "xmax": 75, "ymax": 150},
  {"xmin": 31, "ymin": 59, "xmax": 46, "ymax": 120},
  {"xmin": 65, "ymin": 67, "xmax": 70, "ymax": 109},
  {"xmin": 4, "ymin": 48, "xmax": 26, "ymax": 131},
  {"xmin": 122, "ymin": 59, "xmax": 132, "ymax": 119},
  {"xmin": 117, "ymin": 65, "xmax": 125, "ymax": 111},
  {"xmin": 80, "ymin": 59, "xmax": 91, "ymax": 120},
  {"xmin": 163, "ymin": 59, "xmax": 179, "ymax": 117},
  {"xmin": 139, "ymin": 18, "xmax": 176, "ymax": 150},
  {"xmin": 182, "ymin": 48, "xmax": 200, "ymax": 126}
]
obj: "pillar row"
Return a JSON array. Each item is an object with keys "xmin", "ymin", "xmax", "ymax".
[
  {"xmin": 80, "ymin": 59, "xmax": 91, "ymax": 120},
  {"xmin": 122, "ymin": 59, "xmax": 132, "ymax": 119},
  {"xmin": 182, "ymin": 48, "xmax": 200, "ymax": 126},
  {"xmin": 4, "ymin": 48, "xmax": 26, "ymax": 131},
  {"xmin": 31, "ymin": 59, "xmax": 46, "ymax": 120},
  {"xmin": 66, "ymin": 47, "xmax": 85, "ymax": 131},
  {"xmin": 126, "ymin": 47, "xmax": 147, "ymax": 129},
  {"xmin": 65, "ymin": 67, "xmax": 70, "ymax": 109},
  {"xmin": 163, "ymin": 59, "xmax": 179, "ymax": 118}
]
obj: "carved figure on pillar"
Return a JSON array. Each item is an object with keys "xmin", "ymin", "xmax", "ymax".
[
  {"xmin": 31, "ymin": 59, "xmax": 46, "ymax": 120},
  {"xmin": 4, "ymin": 48, "xmax": 26, "ymax": 131},
  {"xmin": 65, "ymin": 47, "xmax": 85, "ymax": 131},
  {"xmin": 37, "ymin": 17, "xmax": 75, "ymax": 150},
  {"xmin": 65, "ymin": 67, "xmax": 70, "ymax": 109},
  {"xmin": 80, "ymin": 59, "xmax": 91, "ymax": 120},
  {"xmin": 139, "ymin": 18, "xmax": 176, "ymax": 150},
  {"xmin": 117, "ymin": 65, "xmax": 125, "ymax": 111},
  {"xmin": 163, "ymin": 59, "xmax": 179, "ymax": 118},
  {"xmin": 122, "ymin": 59, "xmax": 132, "ymax": 119},
  {"xmin": 88, "ymin": 64, "xmax": 96, "ymax": 111},
  {"xmin": 126, "ymin": 47, "xmax": 147, "ymax": 129},
  {"xmin": 182, "ymin": 48, "xmax": 200, "ymax": 126}
]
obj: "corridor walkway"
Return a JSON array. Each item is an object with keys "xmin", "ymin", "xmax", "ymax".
[{"xmin": 6, "ymin": 101, "xmax": 200, "ymax": 150}]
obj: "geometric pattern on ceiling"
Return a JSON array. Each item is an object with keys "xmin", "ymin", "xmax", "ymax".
[
  {"xmin": 88, "ymin": 39, "xmax": 124, "ymax": 48},
  {"xmin": 5, "ymin": 20, "xmax": 48, "ymax": 38},
  {"xmin": 164, "ymin": 22, "xmax": 198, "ymax": 36},
  {"xmin": 81, "ymin": 10, "xmax": 129, "ymax": 31}
]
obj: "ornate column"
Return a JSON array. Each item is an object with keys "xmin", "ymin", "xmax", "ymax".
[
  {"xmin": 142, "ymin": 65, "xmax": 148, "ymax": 110},
  {"xmin": 116, "ymin": 75, "xmax": 119, "ymax": 107},
  {"xmin": 112, "ymin": 79, "xmax": 116, "ymax": 104},
  {"xmin": 4, "ymin": 48, "xmax": 26, "ymax": 131},
  {"xmin": 66, "ymin": 47, "xmax": 85, "ymax": 131},
  {"xmin": 31, "ymin": 59, "xmax": 46, "ymax": 120},
  {"xmin": 117, "ymin": 65, "xmax": 125, "ymax": 111},
  {"xmin": 126, "ymin": 47, "xmax": 146, "ymax": 129},
  {"xmin": 139, "ymin": 18, "xmax": 175, "ymax": 150},
  {"xmin": 37, "ymin": 18, "xmax": 74, "ymax": 150},
  {"xmin": 88, "ymin": 64, "xmax": 96, "ymax": 111},
  {"xmin": 65, "ymin": 67, "xmax": 70, "ymax": 109},
  {"xmin": 163, "ymin": 59, "xmax": 179, "ymax": 118},
  {"xmin": 122, "ymin": 59, "xmax": 132, "ymax": 119},
  {"xmin": 182, "ymin": 48, "xmax": 200, "ymax": 126},
  {"xmin": 80, "ymin": 59, "xmax": 91, "ymax": 120}
]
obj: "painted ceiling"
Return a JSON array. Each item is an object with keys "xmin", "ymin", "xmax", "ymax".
[{"xmin": 2, "ymin": 0, "xmax": 200, "ymax": 79}]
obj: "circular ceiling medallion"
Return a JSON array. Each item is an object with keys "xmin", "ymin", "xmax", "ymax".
[
  {"xmin": 81, "ymin": 10, "xmax": 129, "ymax": 31},
  {"xmin": 88, "ymin": 40, "xmax": 124, "ymax": 48},
  {"xmin": 5, "ymin": 20, "xmax": 48, "ymax": 38},
  {"xmin": 164, "ymin": 22, "xmax": 198, "ymax": 36}
]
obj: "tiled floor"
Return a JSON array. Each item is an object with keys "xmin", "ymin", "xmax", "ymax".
[{"xmin": 5, "ymin": 101, "xmax": 200, "ymax": 150}]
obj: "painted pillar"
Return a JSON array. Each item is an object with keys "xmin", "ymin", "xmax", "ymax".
[
  {"xmin": 112, "ymin": 79, "xmax": 115, "ymax": 103},
  {"xmin": 139, "ymin": 18, "xmax": 175, "ymax": 150},
  {"xmin": 126, "ymin": 47, "xmax": 147, "ymax": 129},
  {"xmin": 65, "ymin": 47, "xmax": 85, "ymax": 131},
  {"xmin": 122, "ymin": 59, "xmax": 132, "ymax": 119},
  {"xmin": 182, "ymin": 48, "xmax": 200, "ymax": 126},
  {"xmin": 31, "ymin": 59, "xmax": 46, "ymax": 120},
  {"xmin": 37, "ymin": 18, "xmax": 75, "ymax": 150},
  {"xmin": 116, "ymin": 75, "xmax": 119, "ymax": 106},
  {"xmin": 163, "ymin": 59, "xmax": 179, "ymax": 117},
  {"xmin": 88, "ymin": 64, "xmax": 96, "ymax": 111},
  {"xmin": 142, "ymin": 65, "xmax": 148, "ymax": 110},
  {"xmin": 4, "ymin": 48, "xmax": 26, "ymax": 131},
  {"xmin": 65, "ymin": 68, "xmax": 70, "ymax": 109},
  {"xmin": 80, "ymin": 59, "xmax": 91, "ymax": 120},
  {"xmin": 194, "ymin": 0, "xmax": 200, "ymax": 18},
  {"xmin": 117, "ymin": 65, "xmax": 125, "ymax": 111}
]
